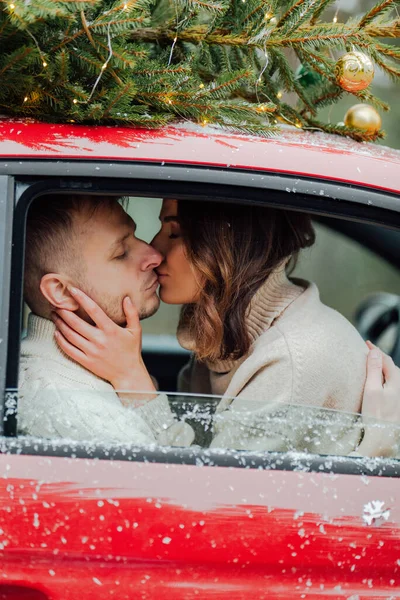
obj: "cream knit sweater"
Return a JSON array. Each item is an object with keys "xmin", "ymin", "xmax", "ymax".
[
  {"xmin": 178, "ymin": 268, "xmax": 368, "ymax": 455},
  {"xmin": 18, "ymin": 314, "xmax": 194, "ymax": 446}
]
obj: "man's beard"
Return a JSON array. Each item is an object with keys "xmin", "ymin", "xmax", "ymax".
[
  {"xmin": 138, "ymin": 296, "xmax": 160, "ymax": 321},
  {"xmin": 81, "ymin": 282, "xmax": 160, "ymax": 326}
]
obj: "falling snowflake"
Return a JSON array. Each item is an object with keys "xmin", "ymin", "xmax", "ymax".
[{"xmin": 362, "ymin": 501, "xmax": 390, "ymax": 526}]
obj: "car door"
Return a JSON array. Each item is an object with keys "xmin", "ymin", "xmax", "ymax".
[
  {"xmin": 0, "ymin": 168, "xmax": 400, "ymax": 600},
  {"xmin": 1, "ymin": 431, "xmax": 400, "ymax": 599}
]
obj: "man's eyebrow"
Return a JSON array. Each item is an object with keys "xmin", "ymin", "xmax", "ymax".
[
  {"xmin": 159, "ymin": 215, "xmax": 179, "ymax": 223},
  {"xmin": 109, "ymin": 232, "xmax": 131, "ymax": 253}
]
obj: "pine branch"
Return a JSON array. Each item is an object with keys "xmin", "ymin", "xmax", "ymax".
[
  {"xmin": 300, "ymin": 88, "xmax": 343, "ymax": 116},
  {"xmin": 365, "ymin": 20, "xmax": 400, "ymax": 37},
  {"xmin": 1, "ymin": 0, "xmax": 399, "ymax": 139},
  {"xmin": 307, "ymin": 118, "xmax": 386, "ymax": 142},
  {"xmin": 359, "ymin": 0, "xmax": 397, "ymax": 28},
  {"xmin": 277, "ymin": 0, "xmax": 332, "ymax": 35}
]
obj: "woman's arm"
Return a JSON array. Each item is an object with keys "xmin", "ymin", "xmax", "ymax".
[
  {"xmin": 53, "ymin": 288, "xmax": 194, "ymax": 447},
  {"xmin": 53, "ymin": 288, "xmax": 156, "ymax": 402},
  {"xmin": 356, "ymin": 343, "xmax": 400, "ymax": 458}
]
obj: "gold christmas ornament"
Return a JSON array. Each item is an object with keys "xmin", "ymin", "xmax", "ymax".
[
  {"xmin": 335, "ymin": 51, "xmax": 374, "ymax": 92},
  {"xmin": 344, "ymin": 103, "xmax": 382, "ymax": 133}
]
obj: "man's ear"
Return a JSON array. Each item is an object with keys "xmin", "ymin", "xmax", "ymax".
[{"xmin": 40, "ymin": 274, "xmax": 80, "ymax": 310}]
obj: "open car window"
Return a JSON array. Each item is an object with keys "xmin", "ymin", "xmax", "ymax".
[{"xmin": 4, "ymin": 183, "xmax": 400, "ymax": 474}]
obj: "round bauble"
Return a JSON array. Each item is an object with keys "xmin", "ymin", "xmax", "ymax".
[
  {"xmin": 344, "ymin": 103, "xmax": 382, "ymax": 133},
  {"xmin": 335, "ymin": 51, "xmax": 374, "ymax": 92}
]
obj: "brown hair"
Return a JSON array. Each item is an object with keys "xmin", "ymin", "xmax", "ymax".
[
  {"xmin": 24, "ymin": 193, "xmax": 124, "ymax": 314},
  {"xmin": 178, "ymin": 201, "xmax": 315, "ymax": 362}
]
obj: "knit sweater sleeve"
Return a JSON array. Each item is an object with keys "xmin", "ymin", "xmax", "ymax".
[{"xmin": 19, "ymin": 375, "xmax": 157, "ymax": 445}]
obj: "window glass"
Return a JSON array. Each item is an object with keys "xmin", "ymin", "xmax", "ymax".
[{"xmin": 16, "ymin": 388, "xmax": 400, "ymax": 456}]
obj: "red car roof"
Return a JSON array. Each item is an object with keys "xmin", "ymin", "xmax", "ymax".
[{"xmin": 1, "ymin": 119, "xmax": 399, "ymax": 194}]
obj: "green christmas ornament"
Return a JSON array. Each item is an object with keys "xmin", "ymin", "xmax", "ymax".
[{"xmin": 295, "ymin": 65, "xmax": 323, "ymax": 87}]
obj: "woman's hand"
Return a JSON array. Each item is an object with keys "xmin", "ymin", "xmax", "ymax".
[
  {"xmin": 52, "ymin": 287, "xmax": 156, "ymax": 401},
  {"xmin": 358, "ymin": 341, "xmax": 400, "ymax": 458}
]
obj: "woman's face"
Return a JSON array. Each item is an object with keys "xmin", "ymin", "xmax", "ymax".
[{"xmin": 151, "ymin": 199, "xmax": 202, "ymax": 304}]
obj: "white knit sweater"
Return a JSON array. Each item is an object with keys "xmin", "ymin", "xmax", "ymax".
[
  {"xmin": 18, "ymin": 314, "xmax": 194, "ymax": 446},
  {"xmin": 178, "ymin": 268, "xmax": 368, "ymax": 455}
]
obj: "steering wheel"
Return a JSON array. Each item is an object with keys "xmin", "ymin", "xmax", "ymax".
[{"xmin": 355, "ymin": 293, "xmax": 400, "ymax": 366}]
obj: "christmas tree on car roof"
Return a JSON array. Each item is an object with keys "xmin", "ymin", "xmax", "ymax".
[{"xmin": 1, "ymin": 0, "xmax": 399, "ymax": 141}]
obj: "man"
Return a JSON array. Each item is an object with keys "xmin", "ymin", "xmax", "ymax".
[{"xmin": 19, "ymin": 193, "xmax": 193, "ymax": 446}]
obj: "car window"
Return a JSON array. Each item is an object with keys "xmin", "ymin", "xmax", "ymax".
[{"xmin": 10, "ymin": 190, "xmax": 400, "ymax": 468}]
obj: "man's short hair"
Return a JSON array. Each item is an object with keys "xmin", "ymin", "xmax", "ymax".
[{"xmin": 24, "ymin": 193, "xmax": 124, "ymax": 314}]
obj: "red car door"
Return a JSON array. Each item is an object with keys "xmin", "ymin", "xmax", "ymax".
[{"xmin": 0, "ymin": 448, "xmax": 399, "ymax": 599}]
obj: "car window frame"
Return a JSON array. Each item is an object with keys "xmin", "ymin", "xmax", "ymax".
[
  {"xmin": 0, "ymin": 175, "xmax": 13, "ymax": 435},
  {"xmin": 2, "ymin": 162, "xmax": 400, "ymax": 476}
]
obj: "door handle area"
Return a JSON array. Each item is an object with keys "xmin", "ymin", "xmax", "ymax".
[{"xmin": 0, "ymin": 586, "xmax": 49, "ymax": 600}]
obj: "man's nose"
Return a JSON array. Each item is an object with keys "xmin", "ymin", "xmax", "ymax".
[
  {"xmin": 150, "ymin": 231, "xmax": 163, "ymax": 254},
  {"xmin": 140, "ymin": 240, "xmax": 163, "ymax": 271}
]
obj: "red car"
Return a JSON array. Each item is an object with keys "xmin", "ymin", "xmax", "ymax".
[{"xmin": 0, "ymin": 119, "xmax": 399, "ymax": 599}]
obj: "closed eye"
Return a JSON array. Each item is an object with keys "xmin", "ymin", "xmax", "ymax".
[{"xmin": 115, "ymin": 250, "xmax": 128, "ymax": 260}]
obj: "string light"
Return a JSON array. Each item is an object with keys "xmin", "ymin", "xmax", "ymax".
[
  {"xmin": 277, "ymin": 90, "xmax": 283, "ymax": 99},
  {"xmin": 333, "ymin": 8, "xmax": 339, "ymax": 23},
  {"xmin": 85, "ymin": 20, "xmax": 114, "ymax": 102},
  {"xmin": 9, "ymin": 3, "xmax": 15, "ymax": 9},
  {"xmin": 295, "ymin": 121, "xmax": 302, "ymax": 128},
  {"xmin": 264, "ymin": 12, "xmax": 273, "ymax": 20},
  {"xmin": 23, "ymin": 96, "xmax": 28, "ymax": 102},
  {"xmin": 73, "ymin": 98, "xmax": 78, "ymax": 104},
  {"xmin": 168, "ymin": 36, "xmax": 178, "ymax": 67},
  {"xmin": 122, "ymin": 2, "xmax": 128, "ymax": 9},
  {"xmin": 256, "ymin": 50, "xmax": 269, "ymax": 87},
  {"xmin": 42, "ymin": 61, "xmax": 48, "ymax": 67},
  {"xmin": 199, "ymin": 83, "xmax": 205, "ymax": 89}
]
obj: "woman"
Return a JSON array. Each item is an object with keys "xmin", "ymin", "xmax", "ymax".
[{"xmin": 52, "ymin": 198, "xmax": 390, "ymax": 456}]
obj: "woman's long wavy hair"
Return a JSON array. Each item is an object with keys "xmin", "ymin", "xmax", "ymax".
[{"xmin": 177, "ymin": 201, "xmax": 315, "ymax": 363}]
